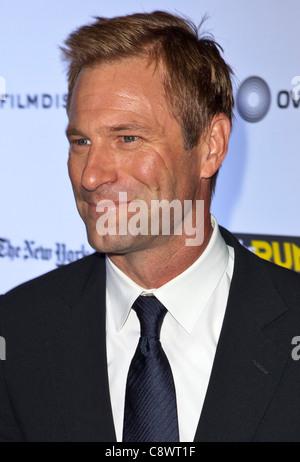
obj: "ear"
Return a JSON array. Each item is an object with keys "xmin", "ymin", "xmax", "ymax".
[{"xmin": 200, "ymin": 114, "xmax": 231, "ymax": 179}]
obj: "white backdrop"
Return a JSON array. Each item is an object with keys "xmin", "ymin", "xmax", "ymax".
[{"xmin": 1, "ymin": 0, "xmax": 299, "ymax": 292}]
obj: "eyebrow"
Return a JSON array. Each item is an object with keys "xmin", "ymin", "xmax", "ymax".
[
  {"xmin": 65, "ymin": 125, "xmax": 85, "ymax": 139},
  {"xmin": 107, "ymin": 123, "xmax": 151, "ymax": 133},
  {"xmin": 65, "ymin": 122, "xmax": 152, "ymax": 138}
]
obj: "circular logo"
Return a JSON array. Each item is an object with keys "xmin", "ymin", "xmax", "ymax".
[{"xmin": 237, "ymin": 76, "xmax": 271, "ymax": 122}]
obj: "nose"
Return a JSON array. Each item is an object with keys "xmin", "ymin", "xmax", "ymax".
[{"xmin": 81, "ymin": 145, "xmax": 118, "ymax": 192}]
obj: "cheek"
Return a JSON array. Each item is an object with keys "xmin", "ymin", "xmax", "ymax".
[
  {"xmin": 130, "ymin": 155, "xmax": 166, "ymax": 193},
  {"xmin": 68, "ymin": 156, "xmax": 83, "ymax": 189},
  {"xmin": 132, "ymin": 147, "xmax": 175, "ymax": 185},
  {"xmin": 138, "ymin": 155, "xmax": 159, "ymax": 177}
]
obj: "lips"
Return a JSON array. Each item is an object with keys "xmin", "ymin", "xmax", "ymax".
[
  {"xmin": 84, "ymin": 199, "xmax": 126, "ymax": 207},
  {"xmin": 96, "ymin": 200, "xmax": 131, "ymax": 209}
]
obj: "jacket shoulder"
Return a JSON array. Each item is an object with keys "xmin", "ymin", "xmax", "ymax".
[{"xmin": 0, "ymin": 252, "xmax": 105, "ymax": 311}]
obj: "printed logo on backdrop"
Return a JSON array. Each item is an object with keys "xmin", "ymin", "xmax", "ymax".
[
  {"xmin": 236, "ymin": 75, "xmax": 300, "ymax": 122},
  {"xmin": 0, "ymin": 93, "xmax": 67, "ymax": 109},
  {"xmin": 0, "ymin": 238, "xmax": 91, "ymax": 266},
  {"xmin": 234, "ymin": 232, "xmax": 300, "ymax": 272},
  {"xmin": 237, "ymin": 77, "xmax": 271, "ymax": 122}
]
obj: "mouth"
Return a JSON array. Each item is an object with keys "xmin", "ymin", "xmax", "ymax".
[
  {"xmin": 85, "ymin": 197, "xmax": 143, "ymax": 207},
  {"xmin": 95, "ymin": 200, "xmax": 132, "ymax": 209},
  {"xmin": 84, "ymin": 199, "xmax": 135, "ymax": 216}
]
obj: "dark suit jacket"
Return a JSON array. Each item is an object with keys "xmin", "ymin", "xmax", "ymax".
[{"xmin": 0, "ymin": 227, "xmax": 300, "ymax": 442}]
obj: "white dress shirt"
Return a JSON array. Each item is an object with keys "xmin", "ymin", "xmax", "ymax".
[{"xmin": 106, "ymin": 216, "xmax": 234, "ymax": 442}]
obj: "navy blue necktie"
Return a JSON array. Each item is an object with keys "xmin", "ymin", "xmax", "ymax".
[{"xmin": 122, "ymin": 295, "xmax": 179, "ymax": 442}]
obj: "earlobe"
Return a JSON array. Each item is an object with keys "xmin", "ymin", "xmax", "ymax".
[{"xmin": 201, "ymin": 114, "xmax": 231, "ymax": 179}]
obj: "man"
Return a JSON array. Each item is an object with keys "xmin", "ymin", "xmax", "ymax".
[{"xmin": 0, "ymin": 11, "xmax": 300, "ymax": 442}]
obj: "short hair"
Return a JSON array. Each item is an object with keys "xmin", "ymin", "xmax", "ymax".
[{"xmin": 61, "ymin": 11, "xmax": 234, "ymax": 194}]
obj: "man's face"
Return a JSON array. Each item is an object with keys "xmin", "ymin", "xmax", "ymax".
[{"xmin": 67, "ymin": 57, "xmax": 205, "ymax": 254}]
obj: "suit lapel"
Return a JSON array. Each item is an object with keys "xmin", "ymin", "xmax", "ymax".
[
  {"xmin": 194, "ymin": 230, "xmax": 290, "ymax": 442},
  {"xmin": 44, "ymin": 253, "xmax": 116, "ymax": 442}
]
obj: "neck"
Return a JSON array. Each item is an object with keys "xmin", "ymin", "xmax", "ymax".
[{"xmin": 108, "ymin": 209, "xmax": 213, "ymax": 289}]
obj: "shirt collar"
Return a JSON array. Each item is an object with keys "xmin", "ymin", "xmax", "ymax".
[{"xmin": 106, "ymin": 216, "xmax": 229, "ymax": 334}]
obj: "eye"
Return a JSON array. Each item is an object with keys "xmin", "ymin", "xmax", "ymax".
[
  {"xmin": 122, "ymin": 136, "xmax": 139, "ymax": 143},
  {"xmin": 75, "ymin": 138, "xmax": 91, "ymax": 146}
]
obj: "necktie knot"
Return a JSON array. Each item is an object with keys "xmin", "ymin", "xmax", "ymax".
[{"xmin": 132, "ymin": 295, "xmax": 167, "ymax": 339}]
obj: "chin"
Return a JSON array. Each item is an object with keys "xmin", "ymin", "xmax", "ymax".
[{"xmin": 86, "ymin": 231, "xmax": 146, "ymax": 255}]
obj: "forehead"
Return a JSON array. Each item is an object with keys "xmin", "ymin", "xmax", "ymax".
[{"xmin": 68, "ymin": 57, "xmax": 171, "ymax": 123}]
